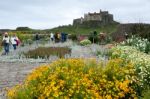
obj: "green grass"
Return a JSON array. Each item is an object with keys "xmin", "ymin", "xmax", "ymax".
[
  {"xmin": 47, "ymin": 24, "xmax": 118, "ymax": 34},
  {"xmin": 3, "ymin": 23, "xmax": 118, "ymax": 35}
]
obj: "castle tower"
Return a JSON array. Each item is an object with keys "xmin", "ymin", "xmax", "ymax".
[{"xmin": 73, "ymin": 10, "xmax": 117, "ymax": 27}]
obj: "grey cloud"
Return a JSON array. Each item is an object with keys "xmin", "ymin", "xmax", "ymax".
[{"xmin": 0, "ymin": 0, "xmax": 150, "ymax": 29}]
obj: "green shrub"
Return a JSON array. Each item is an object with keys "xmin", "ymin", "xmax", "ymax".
[
  {"xmin": 142, "ymin": 89, "xmax": 150, "ymax": 99},
  {"xmin": 68, "ymin": 34, "xmax": 78, "ymax": 41},
  {"xmin": 80, "ymin": 39, "xmax": 91, "ymax": 46},
  {"xmin": 26, "ymin": 39, "xmax": 33, "ymax": 45},
  {"xmin": 88, "ymin": 32, "xmax": 99, "ymax": 43},
  {"xmin": 121, "ymin": 35, "xmax": 150, "ymax": 54},
  {"xmin": 96, "ymin": 49, "xmax": 111, "ymax": 57},
  {"xmin": 7, "ymin": 58, "xmax": 137, "ymax": 99},
  {"xmin": 24, "ymin": 47, "xmax": 71, "ymax": 58},
  {"xmin": 106, "ymin": 36, "xmax": 113, "ymax": 43}
]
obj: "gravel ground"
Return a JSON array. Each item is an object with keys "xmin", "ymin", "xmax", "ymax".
[
  {"xmin": 0, "ymin": 40, "xmax": 107, "ymax": 98},
  {"xmin": 0, "ymin": 62, "xmax": 49, "ymax": 99}
]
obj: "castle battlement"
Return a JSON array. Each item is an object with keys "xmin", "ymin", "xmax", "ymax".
[{"xmin": 73, "ymin": 10, "xmax": 117, "ymax": 27}]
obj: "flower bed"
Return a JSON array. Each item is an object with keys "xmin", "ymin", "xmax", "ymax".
[
  {"xmin": 110, "ymin": 45, "xmax": 150, "ymax": 92},
  {"xmin": 24, "ymin": 47, "xmax": 71, "ymax": 58},
  {"xmin": 7, "ymin": 58, "xmax": 137, "ymax": 98},
  {"xmin": 121, "ymin": 35, "xmax": 150, "ymax": 54}
]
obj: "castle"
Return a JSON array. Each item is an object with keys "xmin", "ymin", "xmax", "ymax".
[{"xmin": 73, "ymin": 10, "xmax": 117, "ymax": 27}]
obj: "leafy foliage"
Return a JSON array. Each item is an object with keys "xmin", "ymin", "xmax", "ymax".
[
  {"xmin": 7, "ymin": 58, "xmax": 137, "ymax": 98},
  {"xmin": 88, "ymin": 31, "xmax": 99, "ymax": 43},
  {"xmin": 80, "ymin": 39, "xmax": 91, "ymax": 46},
  {"xmin": 121, "ymin": 35, "xmax": 150, "ymax": 54},
  {"xmin": 68, "ymin": 34, "xmax": 78, "ymax": 41}
]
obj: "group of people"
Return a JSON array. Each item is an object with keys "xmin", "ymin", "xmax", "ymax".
[
  {"xmin": 1, "ymin": 32, "xmax": 20, "ymax": 55},
  {"xmin": 35, "ymin": 32, "xmax": 68, "ymax": 44},
  {"xmin": 1, "ymin": 32, "xmax": 68, "ymax": 55},
  {"xmin": 51, "ymin": 32, "xmax": 68, "ymax": 43}
]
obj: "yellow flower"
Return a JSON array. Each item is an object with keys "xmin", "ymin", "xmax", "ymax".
[
  {"xmin": 7, "ymin": 58, "xmax": 137, "ymax": 98},
  {"xmin": 118, "ymin": 92, "xmax": 125, "ymax": 98},
  {"xmin": 105, "ymin": 95, "xmax": 112, "ymax": 99}
]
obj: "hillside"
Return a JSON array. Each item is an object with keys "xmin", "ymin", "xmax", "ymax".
[{"xmin": 46, "ymin": 24, "xmax": 119, "ymax": 34}]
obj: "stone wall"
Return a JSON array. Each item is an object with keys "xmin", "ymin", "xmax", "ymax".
[
  {"xmin": 84, "ymin": 13, "xmax": 102, "ymax": 21},
  {"xmin": 73, "ymin": 10, "xmax": 117, "ymax": 27}
]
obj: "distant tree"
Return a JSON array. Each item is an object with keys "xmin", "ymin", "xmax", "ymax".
[
  {"xmin": 131, "ymin": 23, "xmax": 150, "ymax": 41},
  {"xmin": 16, "ymin": 27, "xmax": 32, "ymax": 31},
  {"xmin": 88, "ymin": 31, "xmax": 99, "ymax": 43}
]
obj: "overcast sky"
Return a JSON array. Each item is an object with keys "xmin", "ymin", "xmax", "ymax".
[{"xmin": 0, "ymin": 0, "xmax": 150, "ymax": 29}]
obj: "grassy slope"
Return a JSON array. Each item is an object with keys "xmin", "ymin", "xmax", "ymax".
[
  {"xmin": 46, "ymin": 24, "xmax": 119, "ymax": 35},
  {"xmin": 0, "ymin": 24, "xmax": 118, "ymax": 35}
]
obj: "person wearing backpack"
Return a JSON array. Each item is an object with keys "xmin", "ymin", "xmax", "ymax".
[
  {"xmin": 10, "ymin": 33, "xmax": 19, "ymax": 50},
  {"xmin": 2, "ymin": 32, "xmax": 10, "ymax": 55}
]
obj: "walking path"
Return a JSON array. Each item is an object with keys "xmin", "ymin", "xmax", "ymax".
[
  {"xmin": 0, "ymin": 41, "xmax": 107, "ymax": 98},
  {"xmin": 0, "ymin": 62, "xmax": 47, "ymax": 99}
]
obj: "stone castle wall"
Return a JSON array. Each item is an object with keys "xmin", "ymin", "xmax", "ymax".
[
  {"xmin": 73, "ymin": 10, "xmax": 116, "ymax": 27},
  {"xmin": 84, "ymin": 13, "xmax": 102, "ymax": 21}
]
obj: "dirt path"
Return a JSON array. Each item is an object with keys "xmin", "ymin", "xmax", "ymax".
[{"xmin": 0, "ymin": 62, "xmax": 48, "ymax": 98}]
